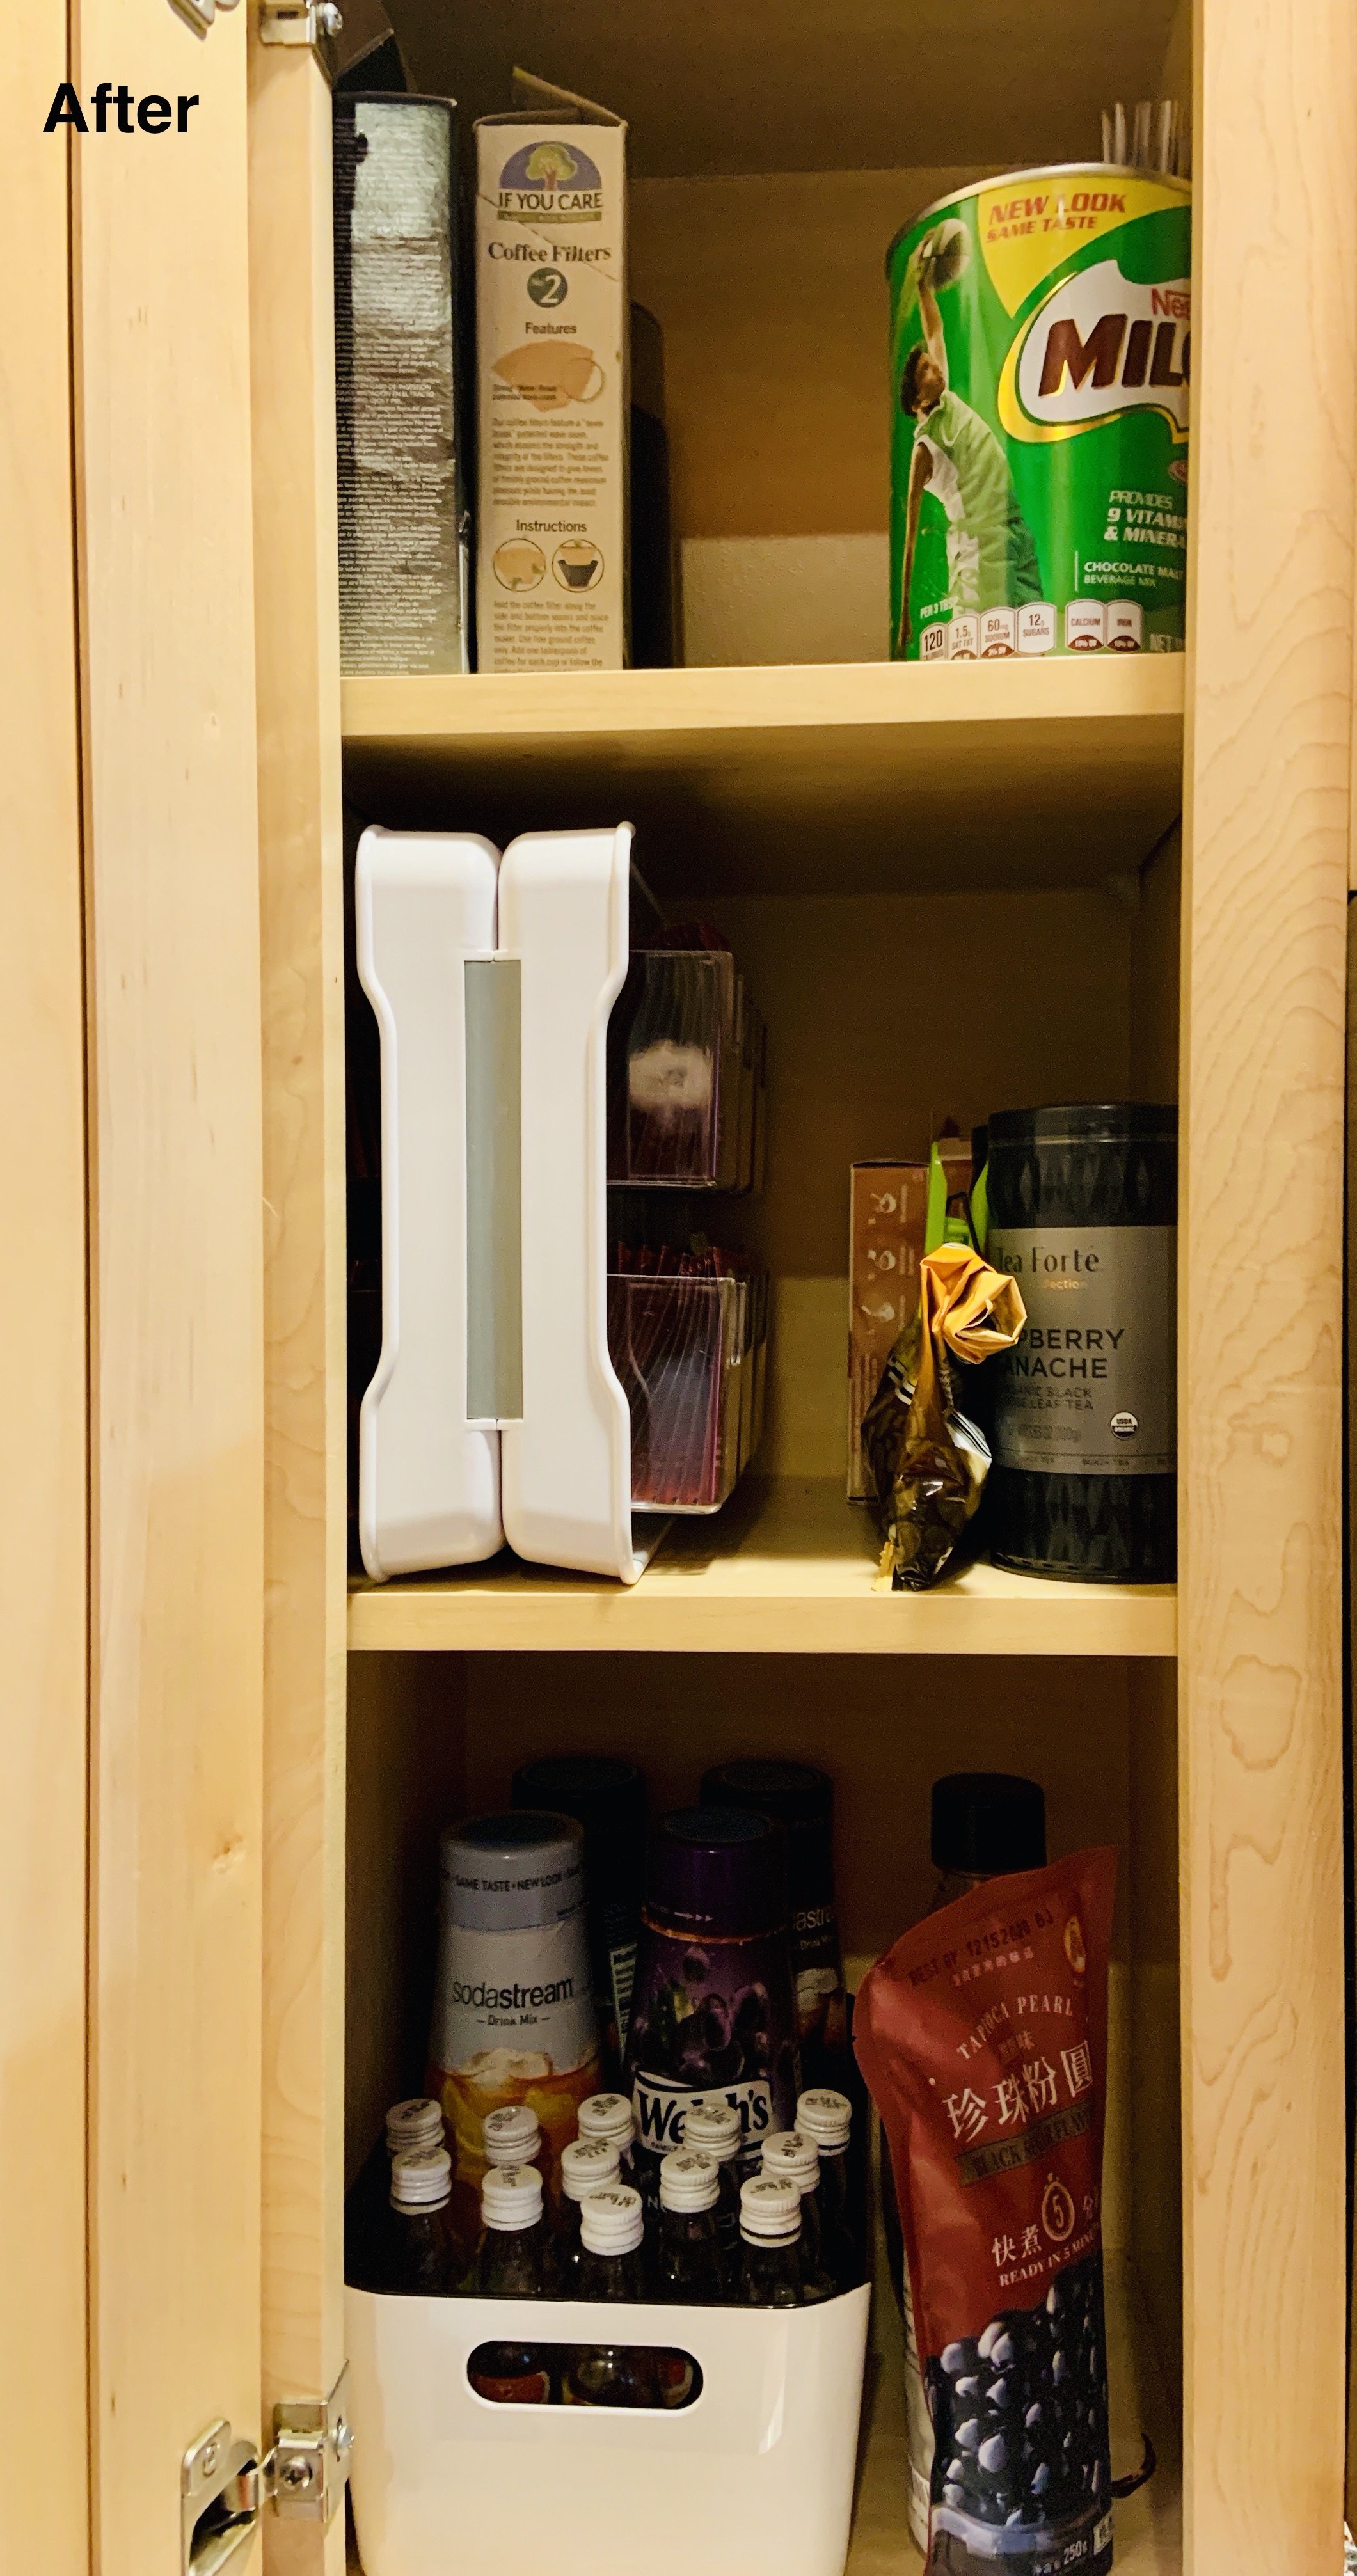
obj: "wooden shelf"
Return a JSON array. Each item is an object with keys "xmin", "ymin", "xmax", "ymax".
[
  {"xmin": 341, "ymin": 658, "xmax": 1184, "ymax": 900},
  {"xmin": 347, "ymin": 1478, "xmax": 1177, "ymax": 1656},
  {"xmin": 848, "ymin": 2253, "xmax": 1180, "ymax": 2576}
]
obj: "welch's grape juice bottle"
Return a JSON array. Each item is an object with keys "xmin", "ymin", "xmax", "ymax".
[
  {"xmin": 761, "ymin": 2129, "xmax": 834, "ymax": 2303},
  {"xmin": 557, "ymin": 2136, "xmax": 621, "ymax": 2293},
  {"xmin": 576, "ymin": 2090, "xmax": 637, "ymax": 2181},
  {"xmin": 346, "ymin": 2096, "xmax": 448, "ymax": 2291},
  {"xmin": 656, "ymin": 2149, "xmax": 724, "ymax": 2303},
  {"xmin": 679, "ymin": 2098, "xmax": 743, "ymax": 2280},
  {"xmin": 699, "ymin": 1758, "xmax": 849, "ymax": 2090},
  {"xmin": 565, "ymin": 2186, "xmax": 658, "ymax": 2408},
  {"xmin": 796, "ymin": 2087, "xmax": 858, "ymax": 2290},
  {"xmin": 468, "ymin": 2164, "xmax": 555, "ymax": 2403},
  {"xmin": 386, "ymin": 2147, "xmax": 462, "ymax": 2296},
  {"xmin": 737, "ymin": 2174, "xmax": 804, "ymax": 2309},
  {"xmin": 624, "ymin": 1807, "xmax": 800, "ymax": 2199}
]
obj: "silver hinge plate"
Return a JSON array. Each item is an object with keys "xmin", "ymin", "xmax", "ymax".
[
  {"xmin": 260, "ymin": 0, "xmax": 344, "ymax": 42},
  {"xmin": 181, "ymin": 2422, "xmax": 259, "ymax": 2576},
  {"xmin": 181, "ymin": 2372, "xmax": 352, "ymax": 2572},
  {"xmin": 168, "ymin": 0, "xmax": 239, "ymax": 36},
  {"xmin": 267, "ymin": 2364, "xmax": 355, "ymax": 2520}
]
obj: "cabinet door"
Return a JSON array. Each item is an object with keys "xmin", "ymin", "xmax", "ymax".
[
  {"xmin": 249, "ymin": 21, "xmax": 349, "ymax": 2576},
  {"xmin": 1, "ymin": 7, "xmax": 90, "ymax": 2570},
  {"xmin": 73, "ymin": 0, "xmax": 267, "ymax": 2567}
]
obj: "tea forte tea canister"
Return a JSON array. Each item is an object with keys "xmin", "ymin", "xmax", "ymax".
[
  {"xmin": 984, "ymin": 1103, "xmax": 1177, "ymax": 1580},
  {"xmin": 887, "ymin": 167, "xmax": 1191, "ymax": 661}
]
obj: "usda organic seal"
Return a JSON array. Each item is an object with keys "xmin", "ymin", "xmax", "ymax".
[{"xmin": 887, "ymin": 166, "xmax": 1191, "ymax": 661}]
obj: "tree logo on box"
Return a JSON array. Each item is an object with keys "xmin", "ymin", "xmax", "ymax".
[{"xmin": 497, "ymin": 140, "xmax": 603, "ymax": 223}]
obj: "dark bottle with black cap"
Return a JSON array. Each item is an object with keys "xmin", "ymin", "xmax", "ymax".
[
  {"xmin": 891, "ymin": 1772, "xmax": 1048, "ymax": 2556},
  {"xmin": 623, "ymin": 1806, "xmax": 800, "ymax": 2201},
  {"xmin": 926, "ymin": 1769, "xmax": 1047, "ymax": 1908},
  {"xmin": 511, "ymin": 1755, "xmax": 646, "ymax": 2085},
  {"xmin": 699, "ymin": 1758, "xmax": 848, "ymax": 2092},
  {"xmin": 883, "ymin": 1772, "xmax": 1048, "ymax": 2310}
]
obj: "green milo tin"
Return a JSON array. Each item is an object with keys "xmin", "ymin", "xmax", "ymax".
[{"xmin": 887, "ymin": 168, "xmax": 1190, "ymax": 661}]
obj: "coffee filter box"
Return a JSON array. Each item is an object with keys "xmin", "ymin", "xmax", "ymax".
[{"xmin": 475, "ymin": 72, "xmax": 628, "ymax": 671}]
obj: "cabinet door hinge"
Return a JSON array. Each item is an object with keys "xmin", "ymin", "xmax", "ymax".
[
  {"xmin": 182, "ymin": 2370, "xmax": 353, "ymax": 2573},
  {"xmin": 259, "ymin": 0, "xmax": 344, "ymax": 43},
  {"xmin": 168, "ymin": 0, "xmax": 239, "ymax": 40}
]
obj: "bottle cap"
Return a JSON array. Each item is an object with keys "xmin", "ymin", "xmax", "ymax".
[
  {"xmin": 987, "ymin": 1102, "xmax": 1177, "ymax": 1149},
  {"xmin": 480, "ymin": 2163, "xmax": 544, "ymax": 2231},
  {"xmin": 761, "ymin": 2129, "xmax": 820, "ymax": 2192},
  {"xmin": 699, "ymin": 1758, "xmax": 832, "ymax": 1827},
  {"xmin": 576, "ymin": 2092, "xmax": 637, "ymax": 2151},
  {"xmin": 511, "ymin": 1756, "xmax": 647, "ymax": 1902},
  {"xmin": 740, "ymin": 2174, "xmax": 802, "ymax": 2243},
  {"xmin": 385, "ymin": 2097, "xmax": 443, "ymax": 2158},
  {"xmin": 579, "ymin": 2184, "xmax": 645, "ymax": 2257},
  {"xmin": 390, "ymin": 2145, "xmax": 452, "ymax": 2209},
  {"xmin": 796, "ymin": 2088, "xmax": 852, "ymax": 2150},
  {"xmin": 440, "ymin": 1811, "xmax": 586, "ymax": 1934},
  {"xmin": 561, "ymin": 2137, "xmax": 621, "ymax": 2202},
  {"xmin": 930, "ymin": 1773, "xmax": 1047, "ymax": 1879},
  {"xmin": 646, "ymin": 1806, "xmax": 788, "ymax": 1938},
  {"xmin": 482, "ymin": 2103, "xmax": 542, "ymax": 2167},
  {"xmin": 660, "ymin": 2149, "xmax": 720, "ymax": 2214},
  {"xmin": 681, "ymin": 2101, "xmax": 742, "ymax": 2162}
]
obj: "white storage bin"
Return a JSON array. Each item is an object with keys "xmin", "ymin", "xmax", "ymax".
[{"xmin": 346, "ymin": 2282, "xmax": 871, "ymax": 2576}]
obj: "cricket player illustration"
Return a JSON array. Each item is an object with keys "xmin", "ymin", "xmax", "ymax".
[{"xmin": 896, "ymin": 223, "xmax": 1044, "ymax": 652}]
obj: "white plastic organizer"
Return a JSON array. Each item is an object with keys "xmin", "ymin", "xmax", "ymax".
[
  {"xmin": 354, "ymin": 821, "xmax": 648, "ymax": 1586},
  {"xmin": 345, "ymin": 2282, "xmax": 871, "ymax": 2576}
]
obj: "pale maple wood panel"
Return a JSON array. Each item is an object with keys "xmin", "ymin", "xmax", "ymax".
[
  {"xmin": 75, "ymin": 0, "xmax": 266, "ymax": 2566},
  {"xmin": 460, "ymin": 1649, "xmax": 1133, "ymax": 1961},
  {"xmin": 387, "ymin": 0, "xmax": 1177, "ymax": 182},
  {"xmin": 349, "ymin": 1480, "xmax": 1177, "ymax": 1655},
  {"xmin": 1179, "ymin": 0, "xmax": 1354, "ymax": 2565},
  {"xmin": 0, "ymin": 6, "xmax": 90, "ymax": 2568},
  {"xmin": 344, "ymin": 1655, "xmax": 467, "ymax": 2191},
  {"xmin": 1347, "ymin": 908, "xmax": 1357, "ymax": 2529},
  {"xmin": 342, "ymin": 659, "xmax": 1184, "ymax": 902},
  {"xmin": 248, "ymin": 33, "xmax": 349, "ymax": 2564},
  {"xmin": 630, "ymin": 167, "xmax": 994, "ymax": 542}
]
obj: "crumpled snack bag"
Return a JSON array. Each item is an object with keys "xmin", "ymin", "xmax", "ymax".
[
  {"xmin": 862, "ymin": 1242, "xmax": 1026, "ymax": 1589},
  {"xmin": 855, "ymin": 1849, "xmax": 1123, "ymax": 2576}
]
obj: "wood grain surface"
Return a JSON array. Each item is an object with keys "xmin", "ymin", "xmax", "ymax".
[
  {"xmin": 349, "ymin": 1480, "xmax": 1177, "ymax": 1657},
  {"xmin": 75, "ymin": 1, "xmax": 265, "ymax": 2566},
  {"xmin": 1180, "ymin": 0, "xmax": 1354, "ymax": 2563},
  {"xmin": 248, "ymin": 28, "xmax": 349, "ymax": 2574},
  {"xmin": 341, "ymin": 659, "xmax": 1185, "ymax": 901},
  {"xmin": 0, "ymin": 4, "xmax": 91, "ymax": 2568}
]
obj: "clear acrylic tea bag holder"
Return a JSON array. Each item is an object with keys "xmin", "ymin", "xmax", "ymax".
[{"xmin": 356, "ymin": 821, "xmax": 653, "ymax": 1586}]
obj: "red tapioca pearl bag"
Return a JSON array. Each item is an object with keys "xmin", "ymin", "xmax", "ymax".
[{"xmin": 855, "ymin": 1848, "xmax": 1120, "ymax": 2576}]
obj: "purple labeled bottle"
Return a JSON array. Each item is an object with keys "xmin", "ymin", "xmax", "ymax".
[{"xmin": 623, "ymin": 1806, "xmax": 800, "ymax": 2193}]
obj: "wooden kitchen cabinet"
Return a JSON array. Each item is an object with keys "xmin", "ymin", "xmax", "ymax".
[{"xmin": 6, "ymin": 0, "xmax": 1354, "ymax": 2569}]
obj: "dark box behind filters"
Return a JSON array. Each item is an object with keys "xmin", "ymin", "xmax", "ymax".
[{"xmin": 333, "ymin": 95, "xmax": 470, "ymax": 674}]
